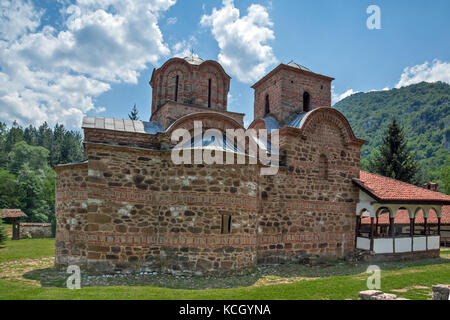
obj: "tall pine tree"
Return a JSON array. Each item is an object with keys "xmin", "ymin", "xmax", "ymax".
[
  {"xmin": 128, "ymin": 104, "xmax": 139, "ymax": 120},
  {"xmin": 369, "ymin": 118, "xmax": 419, "ymax": 184}
]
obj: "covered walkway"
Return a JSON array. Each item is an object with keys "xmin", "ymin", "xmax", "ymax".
[{"xmin": 353, "ymin": 171, "xmax": 450, "ymax": 255}]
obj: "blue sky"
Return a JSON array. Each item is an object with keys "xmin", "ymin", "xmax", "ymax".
[{"xmin": 0, "ymin": 0, "xmax": 449, "ymax": 129}]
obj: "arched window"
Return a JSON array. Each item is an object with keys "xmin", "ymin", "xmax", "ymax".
[
  {"xmin": 265, "ymin": 94, "xmax": 270, "ymax": 116},
  {"xmin": 303, "ymin": 91, "xmax": 311, "ymax": 112},
  {"xmin": 174, "ymin": 75, "xmax": 179, "ymax": 102},
  {"xmin": 319, "ymin": 154, "xmax": 328, "ymax": 179},
  {"xmin": 208, "ymin": 78, "xmax": 212, "ymax": 108}
]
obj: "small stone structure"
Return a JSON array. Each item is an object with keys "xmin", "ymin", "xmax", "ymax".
[
  {"xmin": 359, "ymin": 290, "xmax": 407, "ymax": 300},
  {"xmin": 432, "ymin": 284, "xmax": 450, "ymax": 300},
  {"xmin": 19, "ymin": 223, "xmax": 52, "ymax": 239},
  {"xmin": 360, "ymin": 285, "xmax": 450, "ymax": 300}
]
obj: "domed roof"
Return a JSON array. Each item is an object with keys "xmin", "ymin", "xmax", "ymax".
[
  {"xmin": 286, "ymin": 61, "xmax": 311, "ymax": 72},
  {"xmin": 183, "ymin": 56, "xmax": 204, "ymax": 65}
]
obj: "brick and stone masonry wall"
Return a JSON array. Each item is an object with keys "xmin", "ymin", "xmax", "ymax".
[
  {"xmin": 151, "ymin": 101, "xmax": 244, "ymax": 130},
  {"xmin": 151, "ymin": 58, "xmax": 230, "ymax": 115},
  {"xmin": 55, "ymin": 163, "xmax": 88, "ymax": 267},
  {"xmin": 257, "ymin": 111, "xmax": 361, "ymax": 263},
  {"xmin": 19, "ymin": 223, "xmax": 52, "ymax": 239},
  {"xmin": 253, "ymin": 67, "xmax": 332, "ymax": 125},
  {"xmin": 83, "ymin": 143, "xmax": 259, "ymax": 274}
]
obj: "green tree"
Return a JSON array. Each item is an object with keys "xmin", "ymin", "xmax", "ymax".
[
  {"xmin": 0, "ymin": 170, "xmax": 20, "ymax": 209},
  {"xmin": 8, "ymin": 141, "xmax": 50, "ymax": 174},
  {"xmin": 128, "ymin": 104, "xmax": 139, "ymax": 120},
  {"xmin": 440, "ymin": 163, "xmax": 450, "ymax": 195},
  {"xmin": 0, "ymin": 218, "xmax": 7, "ymax": 247},
  {"xmin": 4, "ymin": 121, "xmax": 24, "ymax": 153},
  {"xmin": 368, "ymin": 118, "xmax": 419, "ymax": 184}
]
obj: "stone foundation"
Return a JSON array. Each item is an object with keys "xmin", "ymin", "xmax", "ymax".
[{"xmin": 359, "ymin": 249, "xmax": 441, "ymax": 263}]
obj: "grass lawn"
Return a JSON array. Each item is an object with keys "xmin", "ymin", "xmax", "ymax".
[{"xmin": 0, "ymin": 237, "xmax": 449, "ymax": 300}]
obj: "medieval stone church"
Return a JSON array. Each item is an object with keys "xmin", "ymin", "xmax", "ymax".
[{"xmin": 55, "ymin": 56, "xmax": 450, "ymax": 274}]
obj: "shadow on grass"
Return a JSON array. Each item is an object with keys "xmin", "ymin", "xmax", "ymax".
[{"xmin": 22, "ymin": 256, "xmax": 450, "ymax": 290}]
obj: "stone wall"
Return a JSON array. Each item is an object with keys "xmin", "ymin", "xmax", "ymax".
[
  {"xmin": 83, "ymin": 143, "xmax": 259, "ymax": 274},
  {"xmin": 252, "ymin": 66, "xmax": 333, "ymax": 125},
  {"xmin": 55, "ymin": 163, "xmax": 88, "ymax": 267},
  {"xmin": 257, "ymin": 112, "xmax": 361, "ymax": 264},
  {"xmin": 19, "ymin": 223, "xmax": 52, "ymax": 239}
]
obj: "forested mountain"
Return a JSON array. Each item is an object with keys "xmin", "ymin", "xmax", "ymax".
[
  {"xmin": 0, "ymin": 121, "xmax": 85, "ymax": 226},
  {"xmin": 334, "ymin": 81, "xmax": 450, "ymax": 188}
]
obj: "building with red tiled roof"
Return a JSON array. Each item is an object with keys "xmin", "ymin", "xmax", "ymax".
[
  {"xmin": 0, "ymin": 209, "xmax": 27, "ymax": 240},
  {"xmin": 354, "ymin": 171, "xmax": 450, "ymax": 252},
  {"xmin": 354, "ymin": 171, "xmax": 450, "ymax": 204}
]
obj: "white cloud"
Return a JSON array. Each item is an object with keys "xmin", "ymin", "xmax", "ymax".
[
  {"xmin": 395, "ymin": 59, "xmax": 450, "ymax": 88},
  {"xmin": 172, "ymin": 36, "xmax": 198, "ymax": 58},
  {"xmin": 200, "ymin": 0, "xmax": 277, "ymax": 83},
  {"xmin": 0, "ymin": 0, "xmax": 176, "ymax": 129},
  {"xmin": 332, "ymin": 87, "xmax": 359, "ymax": 104},
  {"xmin": 0, "ymin": 0, "xmax": 42, "ymax": 41},
  {"xmin": 167, "ymin": 17, "xmax": 177, "ymax": 25}
]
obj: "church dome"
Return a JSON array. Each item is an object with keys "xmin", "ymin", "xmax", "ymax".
[
  {"xmin": 286, "ymin": 61, "xmax": 312, "ymax": 72},
  {"xmin": 183, "ymin": 56, "xmax": 204, "ymax": 65}
]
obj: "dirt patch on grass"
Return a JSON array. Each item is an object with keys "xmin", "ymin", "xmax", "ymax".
[
  {"xmin": 0, "ymin": 257, "xmax": 53, "ymax": 286},
  {"xmin": 391, "ymin": 285, "xmax": 430, "ymax": 293},
  {"xmin": 253, "ymin": 275, "xmax": 316, "ymax": 287}
]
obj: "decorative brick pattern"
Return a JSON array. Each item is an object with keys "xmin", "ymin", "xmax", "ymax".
[
  {"xmin": 55, "ymin": 58, "xmax": 368, "ymax": 275},
  {"xmin": 252, "ymin": 64, "xmax": 333, "ymax": 126}
]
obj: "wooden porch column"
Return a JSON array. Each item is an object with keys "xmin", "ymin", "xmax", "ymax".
[
  {"xmin": 375, "ymin": 213, "xmax": 379, "ymax": 236},
  {"xmin": 438, "ymin": 217, "xmax": 441, "ymax": 236},
  {"xmin": 355, "ymin": 216, "xmax": 361, "ymax": 249},
  {"xmin": 424, "ymin": 217, "xmax": 428, "ymax": 236},
  {"xmin": 409, "ymin": 218, "xmax": 415, "ymax": 236},
  {"xmin": 370, "ymin": 217, "xmax": 375, "ymax": 251},
  {"xmin": 389, "ymin": 217, "xmax": 395, "ymax": 236},
  {"xmin": 355, "ymin": 216, "xmax": 361, "ymax": 237}
]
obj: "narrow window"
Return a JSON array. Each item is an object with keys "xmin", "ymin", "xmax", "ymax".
[
  {"xmin": 221, "ymin": 215, "xmax": 231, "ymax": 234},
  {"xmin": 208, "ymin": 78, "xmax": 212, "ymax": 108},
  {"xmin": 319, "ymin": 154, "xmax": 328, "ymax": 179},
  {"xmin": 174, "ymin": 75, "xmax": 179, "ymax": 102},
  {"xmin": 265, "ymin": 94, "xmax": 270, "ymax": 116},
  {"xmin": 303, "ymin": 91, "xmax": 311, "ymax": 112}
]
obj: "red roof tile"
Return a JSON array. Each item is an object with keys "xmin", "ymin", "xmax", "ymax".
[
  {"xmin": 362, "ymin": 205, "xmax": 450, "ymax": 225},
  {"xmin": 0, "ymin": 209, "xmax": 27, "ymax": 218},
  {"xmin": 354, "ymin": 171, "xmax": 450, "ymax": 204}
]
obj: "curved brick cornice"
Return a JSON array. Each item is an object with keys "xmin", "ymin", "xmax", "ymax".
[
  {"xmin": 151, "ymin": 57, "xmax": 230, "ymax": 86},
  {"xmin": 279, "ymin": 108, "xmax": 366, "ymax": 147},
  {"xmin": 166, "ymin": 112, "xmax": 245, "ymax": 134},
  {"xmin": 248, "ymin": 118, "xmax": 266, "ymax": 131}
]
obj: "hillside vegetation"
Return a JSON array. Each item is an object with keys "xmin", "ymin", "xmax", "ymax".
[{"xmin": 334, "ymin": 81, "xmax": 450, "ymax": 187}]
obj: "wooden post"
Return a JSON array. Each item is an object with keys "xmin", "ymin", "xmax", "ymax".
[
  {"xmin": 375, "ymin": 214, "xmax": 379, "ymax": 236},
  {"xmin": 410, "ymin": 218, "xmax": 415, "ymax": 237},
  {"xmin": 11, "ymin": 218, "xmax": 19, "ymax": 240},
  {"xmin": 370, "ymin": 217, "xmax": 375, "ymax": 251},
  {"xmin": 355, "ymin": 216, "xmax": 361, "ymax": 249},
  {"xmin": 424, "ymin": 217, "xmax": 428, "ymax": 236},
  {"xmin": 438, "ymin": 217, "xmax": 441, "ymax": 236},
  {"xmin": 389, "ymin": 217, "xmax": 395, "ymax": 236}
]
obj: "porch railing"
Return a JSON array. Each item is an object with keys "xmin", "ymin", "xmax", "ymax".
[{"xmin": 356, "ymin": 235, "xmax": 440, "ymax": 254}]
